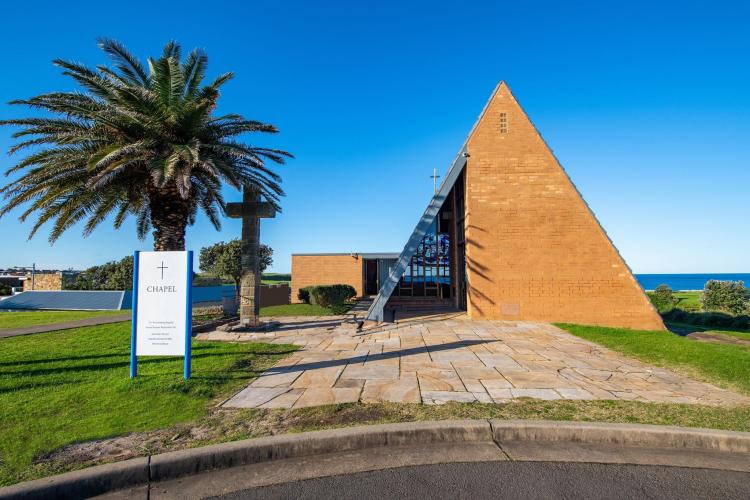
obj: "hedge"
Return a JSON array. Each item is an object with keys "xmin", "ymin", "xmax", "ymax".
[
  {"xmin": 298, "ymin": 284, "xmax": 356, "ymax": 307},
  {"xmin": 662, "ymin": 308, "xmax": 750, "ymax": 330}
]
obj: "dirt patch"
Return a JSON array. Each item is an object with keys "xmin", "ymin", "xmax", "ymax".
[
  {"xmin": 687, "ymin": 332, "xmax": 750, "ymax": 347},
  {"xmin": 32, "ymin": 400, "xmax": 750, "ymax": 480}
]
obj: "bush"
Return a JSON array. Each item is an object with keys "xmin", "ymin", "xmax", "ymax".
[
  {"xmin": 701, "ymin": 280, "xmax": 748, "ymax": 315},
  {"xmin": 663, "ymin": 308, "xmax": 686, "ymax": 322},
  {"xmin": 703, "ymin": 312, "xmax": 734, "ymax": 327},
  {"xmin": 662, "ymin": 308, "xmax": 750, "ymax": 331},
  {"xmin": 310, "ymin": 284, "xmax": 357, "ymax": 307},
  {"xmin": 649, "ymin": 284, "xmax": 677, "ymax": 312},
  {"xmin": 299, "ymin": 284, "xmax": 356, "ymax": 307},
  {"xmin": 298, "ymin": 286, "xmax": 314, "ymax": 304},
  {"xmin": 731, "ymin": 316, "xmax": 750, "ymax": 330}
]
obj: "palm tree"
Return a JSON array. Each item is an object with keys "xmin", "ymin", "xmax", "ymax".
[{"xmin": 0, "ymin": 39, "xmax": 291, "ymax": 250}]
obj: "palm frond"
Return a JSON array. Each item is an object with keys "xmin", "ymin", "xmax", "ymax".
[{"xmin": 0, "ymin": 39, "xmax": 290, "ymax": 248}]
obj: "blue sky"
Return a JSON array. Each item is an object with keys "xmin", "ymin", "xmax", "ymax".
[{"xmin": 0, "ymin": 0, "xmax": 748, "ymax": 274}]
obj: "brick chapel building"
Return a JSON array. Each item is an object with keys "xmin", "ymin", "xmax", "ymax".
[{"xmin": 291, "ymin": 83, "xmax": 664, "ymax": 330}]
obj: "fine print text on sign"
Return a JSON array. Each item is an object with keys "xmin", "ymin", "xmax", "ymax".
[{"xmin": 135, "ymin": 251, "xmax": 190, "ymax": 356}]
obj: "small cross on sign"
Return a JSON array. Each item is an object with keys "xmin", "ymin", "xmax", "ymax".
[{"xmin": 157, "ymin": 261, "xmax": 168, "ymax": 279}]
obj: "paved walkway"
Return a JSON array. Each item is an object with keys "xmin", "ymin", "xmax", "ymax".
[
  {"xmin": 196, "ymin": 314, "xmax": 749, "ymax": 409},
  {"xmin": 0, "ymin": 313, "xmax": 130, "ymax": 339}
]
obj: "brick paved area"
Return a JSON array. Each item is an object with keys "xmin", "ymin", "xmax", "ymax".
[{"xmin": 196, "ymin": 314, "xmax": 749, "ymax": 409}]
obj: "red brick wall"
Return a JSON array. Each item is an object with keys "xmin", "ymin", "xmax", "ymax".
[
  {"xmin": 291, "ymin": 255, "xmax": 363, "ymax": 303},
  {"xmin": 463, "ymin": 83, "xmax": 664, "ymax": 330}
]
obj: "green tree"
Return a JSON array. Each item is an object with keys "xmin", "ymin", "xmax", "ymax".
[
  {"xmin": 70, "ymin": 256, "xmax": 133, "ymax": 290},
  {"xmin": 650, "ymin": 284, "xmax": 677, "ymax": 313},
  {"xmin": 702, "ymin": 280, "xmax": 749, "ymax": 315},
  {"xmin": 199, "ymin": 240, "xmax": 272, "ymax": 293},
  {"xmin": 0, "ymin": 39, "xmax": 290, "ymax": 250}
]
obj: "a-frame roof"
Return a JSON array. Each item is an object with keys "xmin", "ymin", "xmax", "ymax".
[{"xmin": 365, "ymin": 83, "xmax": 505, "ymax": 321}]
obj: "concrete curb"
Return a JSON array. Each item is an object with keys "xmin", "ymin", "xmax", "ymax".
[
  {"xmin": 490, "ymin": 420, "xmax": 750, "ymax": 453},
  {"xmin": 149, "ymin": 420, "xmax": 490, "ymax": 481},
  {"xmin": 0, "ymin": 458, "xmax": 148, "ymax": 500},
  {"xmin": 2, "ymin": 420, "xmax": 750, "ymax": 499}
]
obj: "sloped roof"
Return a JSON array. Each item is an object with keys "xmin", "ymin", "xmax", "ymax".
[{"xmin": 365, "ymin": 83, "xmax": 505, "ymax": 321}]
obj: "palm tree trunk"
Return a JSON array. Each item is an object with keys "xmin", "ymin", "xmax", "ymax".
[{"xmin": 149, "ymin": 185, "xmax": 189, "ymax": 251}]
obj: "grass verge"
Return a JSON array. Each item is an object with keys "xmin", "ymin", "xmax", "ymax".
[
  {"xmin": 0, "ymin": 310, "xmax": 126, "ymax": 330},
  {"xmin": 556, "ymin": 323, "xmax": 750, "ymax": 395},
  {"xmin": 260, "ymin": 302, "xmax": 353, "ymax": 316},
  {"xmin": 21, "ymin": 400, "xmax": 750, "ymax": 484},
  {"xmin": 0, "ymin": 323, "xmax": 296, "ymax": 486}
]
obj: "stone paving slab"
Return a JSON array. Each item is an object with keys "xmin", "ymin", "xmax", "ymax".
[{"xmin": 195, "ymin": 313, "xmax": 750, "ymax": 409}]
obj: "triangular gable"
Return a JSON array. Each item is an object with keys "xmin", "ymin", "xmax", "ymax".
[
  {"xmin": 367, "ymin": 82, "xmax": 664, "ymax": 330},
  {"xmin": 463, "ymin": 83, "xmax": 663, "ymax": 329}
]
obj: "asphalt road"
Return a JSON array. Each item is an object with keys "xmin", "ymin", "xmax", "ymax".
[{"xmin": 213, "ymin": 461, "xmax": 750, "ymax": 500}]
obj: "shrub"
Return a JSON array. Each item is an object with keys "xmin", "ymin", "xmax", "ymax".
[
  {"xmin": 702, "ymin": 312, "xmax": 734, "ymax": 327},
  {"xmin": 298, "ymin": 286, "xmax": 314, "ymax": 304},
  {"xmin": 302, "ymin": 284, "xmax": 357, "ymax": 307},
  {"xmin": 731, "ymin": 316, "xmax": 750, "ymax": 330},
  {"xmin": 649, "ymin": 284, "xmax": 677, "ymax": 312},
  {"xmin": 701, "ymin": 280, "xmax": 748, "ymax": 315},
  {"xmin": 663, "ymin": 308, "xmax": 686, "ymax": 322}
]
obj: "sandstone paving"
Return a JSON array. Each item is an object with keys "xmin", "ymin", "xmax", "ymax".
[{"xmin": 195, "ymin": 313, "xmax": 750, "ymax": 409}]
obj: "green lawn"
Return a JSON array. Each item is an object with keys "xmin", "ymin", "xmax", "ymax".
[
  {"xmin": 0, "ymin": 323, "xmax": 295, "ymax": 486},
  {"xmin": 556, "ymin": 323, "xmax": 750, "ymax": 395},
  {"xmin": 260, "ymin": 302, "xmax": 352, "ymax": 316},
  {"xmin": 0, "ymin": 310, "xmax": 126, "ymax": 330},
  {"xmin": 673, "ymin": 291, "xmax": 702, "ymax": 311},
  {"xmin": 261, "ymin": 273, "xmax": 291, "ymax": 285},
  {"xmin": 646, "ymin": 290, "xmax": 702, "ymax": 312}
]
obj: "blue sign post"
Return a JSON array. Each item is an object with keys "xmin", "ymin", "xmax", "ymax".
[
  {"xmin": 130, "ymin": 251, "xmax": 140, "ymax": 378},
  {"xmin": 130, "ymin": 250, "xmax": 193, "ymax": 380},
  {"xmin": 184, "ymin": 251, "xmax": 193, "ymax": 380}
]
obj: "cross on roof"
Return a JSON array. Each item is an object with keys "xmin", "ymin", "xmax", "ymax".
[{"xmin": 430, "ymin": 168, "xmax": 441, "ymax": 194}]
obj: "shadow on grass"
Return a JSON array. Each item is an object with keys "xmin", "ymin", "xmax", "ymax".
[
  {"xmin": 0, "ymin": 352, "xmax": 130, "ymax": 367},
  {"xmin": 0, "ymin": 350, "xmax": 289, "ymax": 377},
  {"xmin": 662, "ymin": 309, "xmax": 750, "ymax": 334},
  {"xmin": 0, "ymin": 381, "xmax": 62, "ymax": 394}
]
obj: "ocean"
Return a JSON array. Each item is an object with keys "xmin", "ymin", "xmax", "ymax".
[{"xmin": 634, "ymin": 274, "xmax": 750, "ymax": 291}]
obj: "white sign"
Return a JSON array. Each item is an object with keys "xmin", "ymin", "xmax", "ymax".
[{"xmin": 135, "ymin": 251, "xmax": 189, "ymax": 356}]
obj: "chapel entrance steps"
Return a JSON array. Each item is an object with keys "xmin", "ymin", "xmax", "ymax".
[{"xmin": 385, "ymin": 297, "xmax": 462, "ymax": 323}]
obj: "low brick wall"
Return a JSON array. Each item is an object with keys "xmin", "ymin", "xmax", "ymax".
[{"xmin": 291, "ymin": 255, "xmax": 363, "ymax": 303}]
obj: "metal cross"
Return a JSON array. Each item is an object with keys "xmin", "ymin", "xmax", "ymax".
[{"xmin": 430, "ymin": 168, "xmax": 441, "ymax": 194}]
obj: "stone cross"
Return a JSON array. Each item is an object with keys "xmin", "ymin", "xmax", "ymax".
[{"xmin": 226, "ymin": 186, "xmax": 276, "ymax": 327}]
